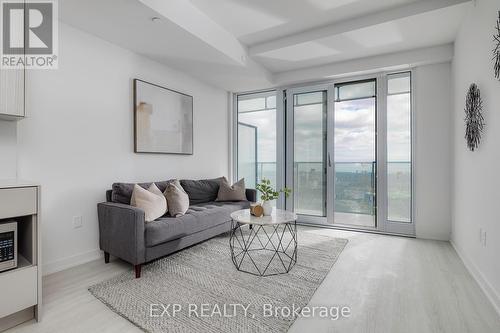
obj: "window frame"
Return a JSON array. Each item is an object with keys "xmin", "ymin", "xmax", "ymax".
[
  {"xmin": 232, "ymin": 68, "xmax": 415, "ymax": 236},
  {"xmin": 233, "ymin": 90, "xmax": 283, "ymax": 206},
  {"xmin": 386, "ymin": 71, "xmax": 413, "ymax": 223}
]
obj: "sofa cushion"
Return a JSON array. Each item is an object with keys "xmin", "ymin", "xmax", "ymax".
[
  {"xmin": 131, "ymin": 183, "xmax": 167, "ymax": 222},
  {"xmin": 145, "ymin": 201, "xmax": 250, "ymax": 247},
  {"xmin": 164, "ymin": 181, "xmax": 189, "ymax": 217},
  {"xmin": 216, "ymin": 177, "xmax": 247, "ymax": 202},
  {"xmin": 111, "ymin": 180, "xmax": 175, "ymax": 204},
  {"xmin": 180, "ymin": 177, "xmax": 223, "ymax": 205}
]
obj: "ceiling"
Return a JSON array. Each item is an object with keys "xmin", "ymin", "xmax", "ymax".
[
  {"xmin": 254, "ymin": 4, "xmax": 466, "ymax": 72},
  {"xmin": 59, "ymin": 0, "xmax": 470, "ymax": 91},
  {"xmin": 189, "ymin": 0, "xmax": 418, "ymax": 44}
]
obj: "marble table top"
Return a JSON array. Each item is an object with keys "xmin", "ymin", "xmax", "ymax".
[{"xmin": 230, "ymin": 208, "xmax": 297, "ymax": 226}]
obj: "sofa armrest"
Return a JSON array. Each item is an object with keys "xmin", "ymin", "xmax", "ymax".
[
  {"xmin": 97, "ymin": 202, "xmax": 146, "ymax": 265},
  {"xmin": 246, "ymin": 189, "xmax": 257, "ymax": 202}
]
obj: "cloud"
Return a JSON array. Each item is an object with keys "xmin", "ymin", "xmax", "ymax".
[
  {"xmin": 334, "ymin": 99, "xmax": 375, "ymax": 162},
  {"xmin": 237, "ymin": 93, "xmax": 411, "ymax": 166}
]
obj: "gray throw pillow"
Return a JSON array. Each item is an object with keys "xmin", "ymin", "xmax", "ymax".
[
  {"xmin": 164, "ymin": 180, "xmax": 190, "ymax": 217},
  {"xmin": 216, "ymin": 177, "xmax": 247, "ymax": 202}
]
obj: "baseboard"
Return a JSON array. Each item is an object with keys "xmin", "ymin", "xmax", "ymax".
[
  {"xmin": 450, "ymin": 240, "xmax": 500, "ymax": 317},
  {"xmin": 43, "ymin": 248, "xmax": 103, "ymax": 276}
]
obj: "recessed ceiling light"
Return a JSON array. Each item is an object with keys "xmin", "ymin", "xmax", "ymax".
[{"xmin": 151, "ymin": 17, "xmax": 160, "ymax": 23}]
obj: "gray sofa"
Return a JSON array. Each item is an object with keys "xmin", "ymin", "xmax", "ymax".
[{"xmin": 97, "ymin": 178, "xmax": 256, "ymax": 278}]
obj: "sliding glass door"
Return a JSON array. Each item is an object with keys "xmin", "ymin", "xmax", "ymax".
[
  {"xmin": 236, "ymin": 71, "xmax": 414, "ymax": 235},
  {"xmin": 333, "ymin": 80, "xmax": 377, "ymax": 228},
  {"xmin": 285, "ymin": 87, "xmax": 328, "ymax": 222}
]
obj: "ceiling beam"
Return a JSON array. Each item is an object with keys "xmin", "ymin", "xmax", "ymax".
[
  {"xmin": 249, "ymin": 0, "xmax": 470, "ymax": 55},
  {"xmin": 138, "ymin": 0, "xmax": 248, "ymax": 66},
  {"xmin": 273, "ymin": 44, "xmax": 454, "ymax": 85}
]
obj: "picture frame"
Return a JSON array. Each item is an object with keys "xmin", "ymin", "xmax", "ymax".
[{"xmin": 133, "ymin": 79, "xmax": 193, "ymax": 155}]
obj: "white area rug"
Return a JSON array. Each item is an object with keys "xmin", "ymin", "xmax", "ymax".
[{"xmin": 89, "ymin": 229, "xmax": 347, "ymax": 333}]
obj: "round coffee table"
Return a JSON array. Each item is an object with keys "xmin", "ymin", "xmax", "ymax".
[{"xmin": 229, "ymin": 209, "xmax": 297, "ymax": 277}]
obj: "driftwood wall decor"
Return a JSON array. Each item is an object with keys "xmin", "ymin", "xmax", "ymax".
[
  {"xmin": 494, "ymin": 11, "xmax": 500, "ymax": 80},
  {"xmin": 464, "ymin": 83, "xmax": 484, "ymax": 151}
]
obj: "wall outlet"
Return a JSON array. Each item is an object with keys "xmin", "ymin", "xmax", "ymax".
[
  {"xmin": 479, "ymin": 228, "xmax": 487, "ymax": 247},
  {"xmin": 73, "ymin": 216, "xmax": 83, "ymax": 229}
]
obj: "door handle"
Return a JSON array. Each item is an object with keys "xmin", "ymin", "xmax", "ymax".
[{"xmin": 328, "ymin": 153, "xmax": 332, "ymax": 167}]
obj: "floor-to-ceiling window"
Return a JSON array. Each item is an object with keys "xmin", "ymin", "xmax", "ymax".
[
  {"xmin": 234, "ymin": 71, "xmax": 413, "ymax": 235},
  {"xmin": 236, "ymin": 91, "xmax": 277, "ymax": 202},
  {"xmin": 386, "ymin": 72, "xmax": 412, "ymax": 223}
]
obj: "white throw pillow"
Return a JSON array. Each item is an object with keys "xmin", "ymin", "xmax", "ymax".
[
  {"xmin": 131, "ymin": 183, "xmax": 167, "ymax": 222},
  {"xmin": 164, "ymin": 180, "xmax": 189, "ymax": 217}
]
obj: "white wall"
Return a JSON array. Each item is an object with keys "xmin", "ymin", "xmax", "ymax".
[
  {"xmin": 15, "ymin": 23, "xmax": 229, "ymax": 274},
  {"xmin": 0, "ymin": 121, "xmax": 17, "ymax": 179},
  {"xmin": 451, "ymin": 0, "xmax": 500, "ymax": 313},
  {"xmin": 414, "ymin": 63, "xmax": 452, "ymax": 240}
]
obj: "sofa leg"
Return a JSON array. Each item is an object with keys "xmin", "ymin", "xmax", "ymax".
[
  {"xmin": 134, "ymin": 264, "xmax": 142, "ymax": 278},
  {"xmin": 104, "ymin": 252, "xmax": 110, "ymax": 264}
]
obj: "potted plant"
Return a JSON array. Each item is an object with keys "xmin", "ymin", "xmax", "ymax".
[{"xmin": 256, "ymin": 179, "xmax": 291, "ymax": 216}]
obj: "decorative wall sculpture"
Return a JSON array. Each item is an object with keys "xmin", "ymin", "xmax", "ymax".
[
  {"xmin": 464, "ymin": 83, "xmax": 484, "ymax": 151},
  {"xmin": 494, "ymin": 11, "xmax": 500, "ymax": 80}
]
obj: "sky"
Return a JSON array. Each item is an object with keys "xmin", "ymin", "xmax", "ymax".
[{"xmin": 238, "ymin": 91, "xmax": 411, "ymax": 164}]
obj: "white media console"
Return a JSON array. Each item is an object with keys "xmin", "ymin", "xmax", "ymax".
[{"xmin": 0, "ymin": 181, "xmax": 41, "ymax": 331}]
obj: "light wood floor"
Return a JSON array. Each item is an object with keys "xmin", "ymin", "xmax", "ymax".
[{"xmin": 6, "ymin": 227, "xmax": 500, "ymax": 333}]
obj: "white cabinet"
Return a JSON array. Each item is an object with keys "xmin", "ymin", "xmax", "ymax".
[
  {"xmin": 0, "ymin": 187, "xmax": 37, "ymax": 218},
  {"xmin": 0, "ymin": 68, "xmax": 25, "ymax": 120},
  {"xmin": 0, "ymin": 266, "xmax": 37, "ymax": 318},
  {"xmin": 0, "ymin": 182, "xmax": 41, "ymax": 332}
]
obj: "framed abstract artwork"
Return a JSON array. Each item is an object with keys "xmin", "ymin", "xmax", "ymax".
[{"xmin": 133, "ymin": 79, "xmax": 193, "ymax": 154}]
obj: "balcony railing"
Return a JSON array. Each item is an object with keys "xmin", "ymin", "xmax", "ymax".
[{"xmin": 245, "ymin": 161, "xmax": 410, "ymax": 220}]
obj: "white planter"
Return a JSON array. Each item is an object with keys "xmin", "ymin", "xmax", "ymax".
[{"xmin": 262, "ymin": 200, "xmax": 273, "ymax": 216}]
